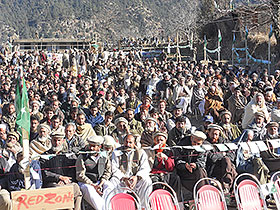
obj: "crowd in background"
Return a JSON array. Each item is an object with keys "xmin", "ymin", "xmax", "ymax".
[{"xmin": 0, "ymin": 46, "xmax": 279, "ymax": 209}]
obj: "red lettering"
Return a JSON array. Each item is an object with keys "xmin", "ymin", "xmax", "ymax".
[
  {"xmin": 44, "ymin": 193, "xmax": 56, "ymax": 204},
  {"xmin": 27, "ymin": 196, "xmax": 36, "ymax": 206},
  {"xmin": 17, "ymin": 194, "xmax": 28, "ymax": 210},
  {"xmin": 35, "ymin": 195, "xmax": 44, "ymax": 204},
  {"xmin": 55, "ymin": 195, "xmax": 62, "ymax": 203},
  {"xmin": 62, "ymin": 192, "xmax": 73, "ymax": 203}
]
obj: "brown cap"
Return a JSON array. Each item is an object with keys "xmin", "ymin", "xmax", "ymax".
[
  {"xmin": 266, "ymin": 122, "xmax": 279, "ymax": 128},
  {"xmin": 153, "ymin": 131, "xmax": 168, "ymax": 140}
]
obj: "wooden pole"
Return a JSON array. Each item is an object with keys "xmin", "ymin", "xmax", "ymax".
[
  {"xmin": 245, "ymin": 37, "xmax": 248, "ymax": 65},
  {"xmin": 218, "ymin": 35, "xmax": 221, "ymax": 62},
  {"xmin": 232, "ymin": 45, "xmax": 234, "ymax": 66},
  {"xmin": 268, "ymin": 37, "xmax": 271, "ymax": 74}
]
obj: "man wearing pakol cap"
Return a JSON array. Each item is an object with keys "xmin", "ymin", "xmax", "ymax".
[
  {"xmin": 103, "ymin": 135, "xmax": 120, "ymax": 158},
  {"xmin": 247, "ymin": 111, "xmax": 267, "ymax": 140},
  {"xmin": 219, "ymin": 110, "xmax": 241, "ymax": 141},
  {"xmin": 76, "ymin": 135, "xmax": 112, "ymax": 210},
  {"xmin": 261, "ymin": 122, "xmax": 280, "ymax": 173},
  {"xmin": 112, "ymin": 117, "xmax": 129, "ymax": 145},
  {"xmin": 1, "ymin": 131, "xmax": 22, "ymax": 171},
  {"xmin": 205, "ymin": 124, "xmax": 237, "ymax": 192},
  {"xmin": 174, "ymin": 130, "xmax": 208, "ymax": 198},
  {"xmin": 149, "ymin": 131, "xmax": 174, "ymax": 184},
  {"xmin": 30, "ymin": 124, "xmax": 52, "ymax": 157},
  {"xmin": 140, "ymin": 117, "xmax": 158, "ymax": 147},
  {"xmin": 40, "ymin": 130, "xmax": 82, "ymax": 210},
  {"xmin": 110, "ymin": 134, "xmax": 152, "ymax": 209}
]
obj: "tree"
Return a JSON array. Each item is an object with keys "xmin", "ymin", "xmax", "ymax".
[{"xmin": 271, "ymin": 0, "xmax": 280, "ymax": 59}]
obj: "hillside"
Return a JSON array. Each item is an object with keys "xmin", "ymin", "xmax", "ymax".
[{"xmin": 0, "ymin": 0, "xmax": 201, "ymax": 43}]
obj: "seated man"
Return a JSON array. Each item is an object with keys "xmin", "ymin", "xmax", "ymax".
[
  {"xmin": 30, "ymin": 124, "xmax": 52, "ymax": 157},
  {"xmin": 0, "ymin": 155, "xmax": 11, "ymax": 210},
  {"xmin": 76, "ymin": 136, "xmax": 112, "ymax": 210},
  {"xmin": 236, "ymin": 129, "xmax": 269, "ymax": 184},
  {"xmin": 75, "ymin": 110, "xmax": 96, "ymax": 142},
  {"xmin": 65, "ymin": 123, "xmax": 86, "ymax": 154},
  {"xmin": 248, "ymin": 111, "xmax": 267, "ymax": 140},
  {"xmin": 168, "ymin": 116, "xmax": 190, "ymax": 146},
  {"xmin": 110, "ymin": 134, "xmax": 152, "ymax": 209},
  {"xmin": 150, "ymin": 131, "xmax": 174, "ymax": 183},
  {"xmin": 261, "ymin": 122, "xmax": 280, "ymax": 173},
  {"xmin": 40, "ymin": 131, "xmax": 82, "ymax": 210},
  {"xmin": 206, "ymin": 124, "xmax": 237, "ymax": 192},
  {"xmin": 175, "ymin": 131, "xmax": 208, "ymax": 195},
  {"xmin": 219, "ymin": 110, "xmax": 241, "ymax": 141}
]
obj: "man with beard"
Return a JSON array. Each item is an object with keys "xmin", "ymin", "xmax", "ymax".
[
  {"xmin": 30, "ymin": 100, "xmax": 43, "ymax": 121},
  {"xmin": 156, "ymin": 72, "xmax": 172, "ymax": 100},
  {"xmin": 227, "ymin": 86, "xmax": 247, "ymax": 124},
  {"xmin": 242, "ymin": 92, "xmax": 269, "ymax": 129},
  {"xmin": 206, "ymin": 124, "xmax": 237, "ymax": 192},
  {"xmin": 2, "ymin": 131, "xmax": 22, "ymax": 171},
  {"xmin": 248, "ymin": 112, "xmax": 267, "ymax": 140},
  {"xmin": 76, "ymin": 136, "xmax": 112, "ymax": 210},
  {"xmin": 219, "ymin": 111, "xmax": 241, "ymax": 142},
  {"xmin": 166, "ymin": 106, "xmax": 191, "ymax": 131},
  {"xmin": 175, "ymin": 131, "xmax": 208, "ymax": 197},
  {"xmin": 40, "ymin": 131, "xmax": 82, "ymax": 210},
  {"xmin": 125, "ymin": 108, "xmax": 144, "ymax": 135},
  {"xmin": 112, "ymin": 117, "xmax": 129, "ymax": 145},
  {"xmin": 140, "ymin": 117, "xmax": 157, "ymax": 147},
  {"xmin": 2, "ymin": 103, "xmax": 16, "ymax": 131},
  {"xmin": 30, "ymin": 124, "xmax": 52, "ymax": 157},
  {"xmin": 168, "ymin": 116, "xmax": 190, "ymax": 146},
  {"xmin": 261, "ymin": 122, "xmax": 280, "ymax": 173},
  {"xmin": 126, "ymin": 90, "xmax": 141, "ymax": 110},
  {"xmin": 65, "ymin": 123, "xmax": 86, "ymax": 154},
  {"xmin": 75, "ymin": 111, "xmax": 96, "ymax": 142},
  {"xmin": 110, "ymin": 134, "xmax": 152, "ymax": 209}
]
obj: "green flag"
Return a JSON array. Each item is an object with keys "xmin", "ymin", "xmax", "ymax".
[
  {"xmin": 204, "ymin": 35, "xmax": 207, "ymax": 48},
  {"xmin": 218, "ymin": 29, "xmax": 222, "ymax": 42},
  {"xmin": 16, "ymin": 77, "xmax": 30, "ymax": 143}
]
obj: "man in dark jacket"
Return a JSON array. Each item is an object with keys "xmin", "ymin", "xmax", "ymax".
[
  {"xmin": 206, "ymin": 124, "xmax": 237, "ymax": 192},
  {"xmin": 175, "ymin": 130, "xmax": 208, "ymax": 194},
  {"xmin": 40, "ymin": 131, "xmax": 82, "ymax": 210}
]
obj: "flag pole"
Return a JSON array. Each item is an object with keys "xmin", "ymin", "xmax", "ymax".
[
  {"xmin": 22, "ymin": 128, "xmax": 31, "ymax": 190},
  {"xmin": 16, "ymin": 70, "xmax": 31, "ymax": 190}
]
